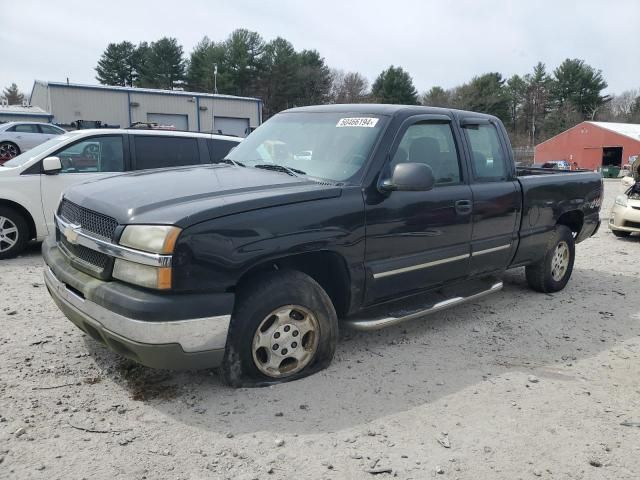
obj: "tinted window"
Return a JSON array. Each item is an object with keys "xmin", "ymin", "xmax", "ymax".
[
  {"xmin": 208, "ymin": 139, "xmax": 239, "ymax": 162},
  {"xmin": 56, "ymin": 136, "xmax": 124, "ymax": 173},
  {"xmin": 464, "ymin": 123, "xmax": 508, "ymax": 181},
  {"xmin": 391, "ymin": 122, "xmax": 462, "ymax": 185},
  {"xmin": 134, "ymin": 136, "xmax": 200, "ymax": 170},
  {"xmin": 10, "ymin": 124, "xmax": 39, "ymax": 133},
  {"xmin": 40, "ymin": 125, "xmax": 64, "ymax": 135}
]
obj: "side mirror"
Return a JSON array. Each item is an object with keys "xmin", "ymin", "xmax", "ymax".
[
  {"xmin": 42, "ymin": 156, "xmax": 62, "ymax": 175},
  {"xmin": 380, "ymin": 162, "xmax": 435, "ymax": 192}
]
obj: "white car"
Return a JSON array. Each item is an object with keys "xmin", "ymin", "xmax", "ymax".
[
  {"xmin": 0, "ymin": 128, "xmax": 241, "ymax": 258},
  {"xmin": 0, "ymin": 121, "xmax": 66, "ymax": 164}
]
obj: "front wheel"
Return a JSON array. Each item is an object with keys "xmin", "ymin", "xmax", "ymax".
[
  {"xmin": 220, "ymin": 270, "xmax": 338, "ymax": 387},
  {"xmin": 0, "ymin": 207, "xmax": 29, "ymax": 259},
  {"xmin": 525, "ymin": 225, "xmax": 575, "ymax": 293}
]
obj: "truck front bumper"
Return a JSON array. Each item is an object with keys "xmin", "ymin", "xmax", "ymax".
[{"xmin": 43, "ymin": 237, "xmax": 233, "ymax": 370}]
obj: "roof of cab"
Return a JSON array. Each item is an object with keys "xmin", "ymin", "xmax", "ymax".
[
  {"xmin": 283, "ymin": 103, "xmax": 497, "ymax": 121},
  {"xmin": 60, "ymin": 128, "xmax": 242, "ymax": 142}
]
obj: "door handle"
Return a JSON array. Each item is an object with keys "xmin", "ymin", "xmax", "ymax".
[{"xmin": 455, "ymin": 200, "xmax": 472, "ymax": 215}]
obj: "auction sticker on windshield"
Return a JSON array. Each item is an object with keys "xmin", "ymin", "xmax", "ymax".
[{"xmin": 336, "ymin": 117, "xmax": 379, "ymax": 128}]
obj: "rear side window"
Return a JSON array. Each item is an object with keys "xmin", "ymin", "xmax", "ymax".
[
  {"xmin": 134, "ymin": 136, "xmax": 200, "ymax": 170},
  {"xmin": 208, "ymin": 139, "xmax": 239, "ymax": 162},
  {"xmin": 9, "ymin": 124, "xmax": 39, "ymax": 133},
  {"xmin": 464, "ymin": 123, "xmax": 508, "ymax": 181},
  {"xmin": 40, "ymin": 125, "xmax": 64, "ymax": 134}
]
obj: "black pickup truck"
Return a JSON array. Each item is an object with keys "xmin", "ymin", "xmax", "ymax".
[{"xmin": 43, "ymin": 105, "xmax": 602, "ymax": 385}]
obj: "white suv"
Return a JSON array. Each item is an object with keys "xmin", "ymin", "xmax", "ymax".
[
  {"xmin": 0, "ymin": 121, "xmax": 66, "ymax": 164},
  {"xmin": 0, "ymin": 129, "xmax": 240, "ymax": 258}
]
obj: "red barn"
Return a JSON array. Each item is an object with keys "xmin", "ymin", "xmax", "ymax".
[{"xmin": 535, "ymin": 121, "xmax": 640, "ymax": 171}]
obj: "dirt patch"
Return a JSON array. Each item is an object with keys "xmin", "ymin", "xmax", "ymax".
[{"xmin": 1, "ymin": 179, "xmax": 639, "ymax": 479}]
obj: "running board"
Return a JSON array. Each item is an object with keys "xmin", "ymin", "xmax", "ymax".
[{"xmin": 343, "ymin": 278, "xmax": 503, "ymax": 331}]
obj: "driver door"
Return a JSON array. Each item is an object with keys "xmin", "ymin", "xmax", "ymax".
[
  {"xmin": 364, "ymin": 117, "xmax": 473, "ymax": 303},
  {"xmin": 40, "ymin": 134, "xmax": 128, "ymax": 233}
]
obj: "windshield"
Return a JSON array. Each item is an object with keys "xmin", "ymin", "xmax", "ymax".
[
  {"xmin": 3, "ymin": 134, "xmax": 73, "ymax": 167},
  {"xmin": 225, "ymin": 112, "xmax": 386, "ymax": 182}
]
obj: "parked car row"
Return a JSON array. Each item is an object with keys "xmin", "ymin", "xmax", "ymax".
[
  {"xmin": 0, "ymin": 129, "xmax": 240, "ymax": 258},
  {"xmin": 0, "ymin": 121, "xmax": 66, "ymax": 164},
  {"xmin": 38, "ymin": 104, "xmax": 603, "ymax": 385}
]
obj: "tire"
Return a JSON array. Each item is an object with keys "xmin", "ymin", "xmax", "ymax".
[
  {"xmin": 0, "ymin": 142, "xmax": 20, "ymax": 164},
  {"xmin": 612, "ymin": 230, "xmax": 631, "ymax": 238},
  {"xmin": 525, "ymin": 225, "xmax": 575, "ymax": 293},
  {"xmin": 0, "ymin": 206, "xmax": 29, "ymax": 259},
  {"xmin": 220, "ymin": 270, "xmax": 338, "ymax": 387}
]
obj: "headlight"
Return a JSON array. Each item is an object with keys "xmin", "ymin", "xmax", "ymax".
[
  {"xmin": 119, "ymin": 225, "xmax": 181, "ymax": 254},
  {"xmin": 615, "ymin": 195, "xmax": 628, "ymax": 207},
  {"xmin": 115, "ymin": 225, "xmax": 180, "ymax": 289},
  {"xmin": 113, "ymin": 259, "xmax": 172, "ymax": 290}
]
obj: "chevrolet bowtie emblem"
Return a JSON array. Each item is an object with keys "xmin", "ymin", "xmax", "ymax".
[{"xmin": 63, "ymin": 224, "xmax": 81, "ymax": 244}]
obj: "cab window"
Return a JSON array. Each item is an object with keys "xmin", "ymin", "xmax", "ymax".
[{"xmin": 391, "ymin": 121, "xmax": 462, "ymax": 185}]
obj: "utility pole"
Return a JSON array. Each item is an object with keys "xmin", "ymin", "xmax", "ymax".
[{"xmin": 214, "ymin": 64, "xmax": 218, "ymax": 94}]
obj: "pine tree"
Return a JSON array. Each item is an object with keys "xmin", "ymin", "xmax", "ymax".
[
  {"xmin": 371, "ymin": 66, "xmax": 418, "ymax": 105},
  {"xmin": 137, "ymin": 38, "xmax": 186, "ymax": 90},
  {"xmin": 95, "ymin": 41, "xmax": 138, "ymax": 86},
  {"xmin": 2, "ymin": 83, "xmax": 24, "ymax": 105}
]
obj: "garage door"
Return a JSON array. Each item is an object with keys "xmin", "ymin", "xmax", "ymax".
[
  {"xmin": 215, "ymin": 117, "xmax": 250, "ymax": 137},
  {"xmin": 147, "ymin": 113, "xmax": 189, "ymax": 130}
]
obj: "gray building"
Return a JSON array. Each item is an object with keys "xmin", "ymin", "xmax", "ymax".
[
  {"xmin": 0, "ymin": 104, "xmax": 53, "ymax": 123},
  {"xmin": 30, "ymin": 81, "xmax": 262, "ymax": 137}
]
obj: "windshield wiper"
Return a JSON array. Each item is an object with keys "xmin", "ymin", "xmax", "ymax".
[
  {"xmin": 253, "ymin": 163, "xmax": 306, "ymax": 177},
  {"xmin": 219, "ymin": 158, "xmax": 245, "ymax": 167}
]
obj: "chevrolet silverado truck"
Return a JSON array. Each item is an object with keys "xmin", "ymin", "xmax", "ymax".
[{"xmin": 42, "ymin": 105, "xmax": 602, "ymax": 386}]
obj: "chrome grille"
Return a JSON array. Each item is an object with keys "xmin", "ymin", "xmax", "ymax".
[
  {"xmin": 59, "ymin": 235, "xmax": 110, "ymax": 272},
  {"xmin": 58, "ymin": 199, "xmax": 118, "ymax": 240}
]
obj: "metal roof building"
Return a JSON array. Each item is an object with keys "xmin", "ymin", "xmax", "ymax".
[
  {"xmin": 30, "ymin": 81, "xmax": 262, "ymax": 137},
  {"xmin": 535, "ymin": 121, "xmax": 640, "ymax": 170},
  {"xmin": 0, "ymin": 104, "xmax": 53, "ymax": 123}
]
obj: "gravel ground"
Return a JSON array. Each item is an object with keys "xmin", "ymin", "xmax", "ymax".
[{"xmin": 1, "ymin": 179, "xmax": 639, "ymax": 480}]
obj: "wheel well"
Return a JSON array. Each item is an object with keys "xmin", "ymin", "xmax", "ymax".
[
  {"xmin": 0, "ymin": 199, "xmax": 37, "ymax": 241},
  {"xmin": 235, "ymin": 251, "xmax": 351, "ymax": 318},
  {"xmin": 556, "ymin": 210, "xmax": 584, "ymax": 235}
]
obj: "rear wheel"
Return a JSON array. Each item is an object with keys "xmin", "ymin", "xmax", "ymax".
[
  {"xmin": 0, "ymin": 207, "xmax": 29, "ymax": 259},
  {"xmin": 220, "ymin": 270, "xmax": 338, "ymax": 387},
  {"xmin": 525, "ymin": 225, "xmax": 575, "ymax": 293},
  {"xmin": 612, "ymin": 230, "xmax": 631, "ymax": 238},
  {"xmin": 0, "ymin": 142, "xmax": 20, "ymax": 164}
]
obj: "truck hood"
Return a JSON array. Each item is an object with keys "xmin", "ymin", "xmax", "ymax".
[{"xmin": 63, "ymin": 164, "xmax": 343, "ymax": 226}]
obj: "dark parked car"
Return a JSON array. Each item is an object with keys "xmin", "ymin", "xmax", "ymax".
[{"xmin": 43, "ymin": 105, "xmax": 602, "ymax": 386}]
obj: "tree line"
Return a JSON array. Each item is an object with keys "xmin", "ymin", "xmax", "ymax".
[
  {"xmin": 94, "ymin": 30, "xmax": 640, "ymax": 146},
  {"xmin": 4, "ymin": 28, "xmax": 639, "ymax": 148}
]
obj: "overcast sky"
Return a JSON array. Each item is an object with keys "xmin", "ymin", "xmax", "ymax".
[{"xmin": 2, "ymin": 0, "xmax": 639, "ymax": 98}]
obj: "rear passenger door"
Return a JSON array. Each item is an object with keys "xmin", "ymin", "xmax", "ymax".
[
  {"xmin": 130, "ymin": 135, "xmax": 207, "ymax": 170},
  {"xmin": 461, "ymin": 118, "xmax": 519, "ymax": 275}
]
